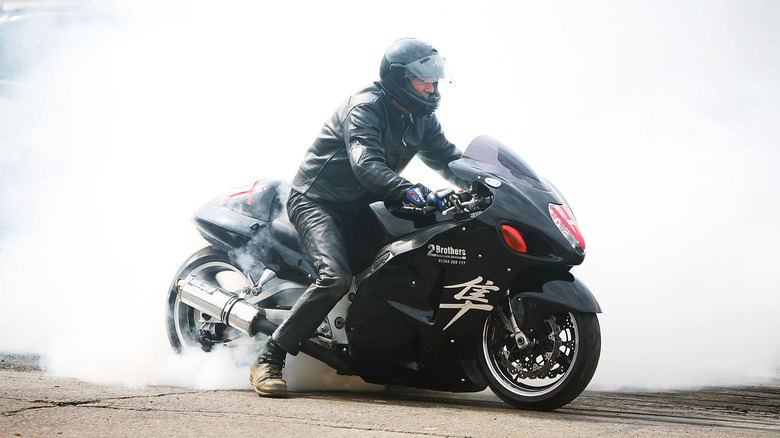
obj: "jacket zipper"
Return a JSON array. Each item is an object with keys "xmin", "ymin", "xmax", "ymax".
[{"xmin": 401, "ymin": 119, "xmax": 411, "ymax": 148}]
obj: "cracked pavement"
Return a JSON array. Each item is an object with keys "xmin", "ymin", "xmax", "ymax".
[{"xmin": 1, "ymin": 354, "xmax": 779, "ymax": 437}]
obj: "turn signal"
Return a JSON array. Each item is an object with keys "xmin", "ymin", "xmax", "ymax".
[{"xmin": 500, "ymin": 224, "xmax": 527, "ymax": 253}]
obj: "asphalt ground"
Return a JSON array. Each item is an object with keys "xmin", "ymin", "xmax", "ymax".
[{"xmin": 1, "ymin": 353, "xmax": 778, "ymax": 437}]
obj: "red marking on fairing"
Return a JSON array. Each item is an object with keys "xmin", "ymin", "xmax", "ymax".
[
  {"xmin": 223, "ymin": 190, "xmax": 248, "ymax": 204},
  {"xmin": 223, "ymin": 179, "xmax": 266, "ymax": 205},
  {"xmin": 245, "ymin": 180, "xmax": 260, "ymax": 205}
]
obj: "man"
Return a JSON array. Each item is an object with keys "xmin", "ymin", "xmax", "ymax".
[{"xmin": 250, "ymin": 37, "xmax": 465, "ymax": 397}]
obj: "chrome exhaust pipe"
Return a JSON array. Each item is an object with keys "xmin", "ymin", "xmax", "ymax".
[
  {"xmin": 177, "ymin": 275, "xmax": 355, "ymax": 375},
  {"xmin": 176, "ymin": 275, "xmax": 276, "ymax": 337}
]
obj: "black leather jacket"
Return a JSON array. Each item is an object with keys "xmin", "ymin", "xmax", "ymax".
[{"xmin": 291, "ymin": 82, "xmax": 463, "ymax": 208}]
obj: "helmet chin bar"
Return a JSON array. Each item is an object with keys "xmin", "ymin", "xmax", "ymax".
[{"xmin": 383, "ymin": 72, "xmax": 440, "ymax": 120}]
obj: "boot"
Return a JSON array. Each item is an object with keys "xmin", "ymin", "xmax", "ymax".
[{"xmin": 249, "ymin": 340, "xmax": 288, "ymax": 398}]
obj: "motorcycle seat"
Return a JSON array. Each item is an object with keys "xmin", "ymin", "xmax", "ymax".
[{"xmin": 270, "ymin": 217, "xmax": 304, "ymax": 252}]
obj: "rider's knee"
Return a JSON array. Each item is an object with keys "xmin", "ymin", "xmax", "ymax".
[{"xmin": 317, "ymin": 272, "xmax": 352, "ymax": 298}]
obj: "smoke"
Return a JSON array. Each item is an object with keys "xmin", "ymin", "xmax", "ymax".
[{"xmin": 1, "ymin": 0, "xmax": 779, "ymax": 392}]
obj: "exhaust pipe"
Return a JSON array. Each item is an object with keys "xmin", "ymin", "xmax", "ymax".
[
  {"xmin": 176, "ymin": 275, "xmax": 277, "ymax": 337},
  {"xmin": 176, "ymin": 275, "xmax": 356, "ymax": 375}
]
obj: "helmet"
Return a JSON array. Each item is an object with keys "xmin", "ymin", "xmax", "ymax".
[{"xmin": 379, "ymin": 38, "xmax": 449, "ymax": 120}]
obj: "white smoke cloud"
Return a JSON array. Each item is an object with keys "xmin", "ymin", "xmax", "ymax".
[{"xmin": 1, "ymin": 0, "xmax": 778, "ymax": 392}]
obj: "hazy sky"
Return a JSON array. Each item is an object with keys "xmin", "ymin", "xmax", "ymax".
[{"xmin": 1, "ymin": 0, "xmax": 778, "ymax": 391}]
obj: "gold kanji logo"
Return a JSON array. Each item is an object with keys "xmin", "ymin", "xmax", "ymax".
[{"xmin": 440, "ymin": 276, "xmax": 499, "ymax": 330}]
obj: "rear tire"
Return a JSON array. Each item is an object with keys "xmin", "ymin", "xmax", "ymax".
[
  {"xmin": 165, "ymin": 247, "xmax": 258, "ymax": 355},
  {"xmin": 478, "ymin": 310, "xmax": 600, "ymax": 411}
]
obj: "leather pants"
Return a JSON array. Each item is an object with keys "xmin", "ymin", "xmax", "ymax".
[{"xmin": 271, "ymin": 190, "xmax": 353, "ymax": 355}]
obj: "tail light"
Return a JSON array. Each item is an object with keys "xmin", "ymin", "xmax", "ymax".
[
  {"xmin": 549, "ymin": 203, "xmax": 585, "ymax": 254},
  {"xmin": 500, "ymin": 224, "xmax": 527, "ymax": 253}
]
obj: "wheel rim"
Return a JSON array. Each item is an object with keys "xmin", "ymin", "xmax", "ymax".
[
  {"xmin": 482, "ymin": 311, "xmax": 579, "ymax": 397},
  {"xmin": 172, "ymin": 259, "xmax": 256, "ymax": 354}
]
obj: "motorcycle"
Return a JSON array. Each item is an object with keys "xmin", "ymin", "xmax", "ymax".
[{"xmin": 165, "ymin": 135, "xmax": 601, "ymax": 411}]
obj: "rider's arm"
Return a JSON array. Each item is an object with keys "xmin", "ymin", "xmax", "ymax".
[{"xmin": 343, "ymin": 103, "xmax": 415, "ymax": 200}]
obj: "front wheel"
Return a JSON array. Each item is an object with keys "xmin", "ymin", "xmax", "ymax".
[{"xmin": 478, "ymin": 308, "xmax": 601, "ymax": 411}]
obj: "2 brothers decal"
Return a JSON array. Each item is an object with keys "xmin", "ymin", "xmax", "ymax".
[{"xmin": 426, "ymin": 244, "xmax": 467, "ymax": 265}]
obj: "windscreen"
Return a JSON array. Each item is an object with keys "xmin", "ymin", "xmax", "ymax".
[{"xmin": 461, "ymin": 135, "xmax": 547, "ymax": 190}]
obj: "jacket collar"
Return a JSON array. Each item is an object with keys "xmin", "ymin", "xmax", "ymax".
[{"xmin": 377, "ymin": 82, "xmax": 415, "ymax": 124}]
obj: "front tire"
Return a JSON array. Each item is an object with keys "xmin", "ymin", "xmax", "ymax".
[{"xmin": 478, "ymin": 309, "xmax": 601, "ymax": 411}]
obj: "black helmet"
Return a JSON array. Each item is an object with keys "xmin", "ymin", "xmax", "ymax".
[{"xmin": 379, "ymin": 38, "xmax": 449, "ymax": 120}]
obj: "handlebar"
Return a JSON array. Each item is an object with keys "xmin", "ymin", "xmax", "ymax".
[{"xmin": 391, "ymin": 189, "xmax": 493, "ymax": 217}]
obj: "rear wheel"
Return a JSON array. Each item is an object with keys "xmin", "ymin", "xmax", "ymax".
[
  {"xmin": 478, "ymin": 307, "xmax": 600, "ymax": 411},
  {"xmin": 165, "ymin": 247, "xmax": 261, "ymax": 356}
]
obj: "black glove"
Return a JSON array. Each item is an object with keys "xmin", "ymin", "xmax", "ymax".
[{"xmin": 405, "ymin": 184, "xmax": 431, "ymax": 207}]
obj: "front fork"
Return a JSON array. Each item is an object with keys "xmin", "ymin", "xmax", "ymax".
[{"xmin": 498, "ymin": 295, "xmax": 534, "ymax": 350}]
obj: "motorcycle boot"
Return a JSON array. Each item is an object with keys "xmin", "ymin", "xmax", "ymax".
[{"xmin": 249, "ymin": 339, "xmax": 288, "ymax": 398}]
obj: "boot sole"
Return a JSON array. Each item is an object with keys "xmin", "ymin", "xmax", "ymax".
[{"xmin": 254, "ymin": 388, "xmax": 288, "ymax": 398}]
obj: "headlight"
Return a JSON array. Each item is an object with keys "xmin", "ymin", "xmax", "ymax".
[{"xmin": 549, "ymin": 203, "xmax": 585, "ymax": 255}]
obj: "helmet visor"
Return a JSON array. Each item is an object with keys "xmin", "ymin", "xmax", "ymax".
[{"xmin": 403, "ymin": 54, "xmax": 450, "ymax": 82}]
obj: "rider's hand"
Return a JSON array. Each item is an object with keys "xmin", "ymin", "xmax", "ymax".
[
  {"xmin": 405, "ymin": 184, "xmax": 431, "ymax": 207},
  {"xmin": 426, "ymin": 188, "xmax": 455, "ymax": 212}
]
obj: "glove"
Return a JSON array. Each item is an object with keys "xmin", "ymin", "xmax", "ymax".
[
  {"xmin": 426, "ymin": 188, "xmax": 455, "ymax": 212},
  {"xmin": 405, "ymin": 184, "xmax": 431, "ymax": 207}
]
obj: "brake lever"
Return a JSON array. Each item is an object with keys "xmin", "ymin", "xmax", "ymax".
[
  {"xmin": 441, "ymin": 194, "xmax": 486, "ymax": 215},
  {"xmin": 441, "ymin": 205, "xmax": 458, "ymax": 216}
]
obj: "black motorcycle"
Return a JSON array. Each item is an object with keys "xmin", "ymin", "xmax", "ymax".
[{"xmin": 165, "ymin": 135, "xmax": 601, "ymax": 411}]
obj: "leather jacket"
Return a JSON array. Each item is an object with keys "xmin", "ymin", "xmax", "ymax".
[{"xmin": 291, "ymin": 82, "xmax": 463, "ymax": 208}]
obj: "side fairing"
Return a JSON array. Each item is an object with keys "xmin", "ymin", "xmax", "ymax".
[
  {"xmin": 345, "ymin": 221, "xmax": 532, "ymax": 390},
  {"xmin": 192, "ymin": 179, "xmax": 315, "ymax": 284}
]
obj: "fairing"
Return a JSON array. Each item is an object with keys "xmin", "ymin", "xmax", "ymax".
[
  {"xmin": 192, "ymin": 179, "xmax": 315, "ymax": 284},
  {"xmin": 449, "ymin": 135, "xmax": 585, "ymax": 265}
]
